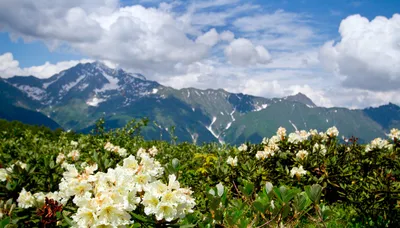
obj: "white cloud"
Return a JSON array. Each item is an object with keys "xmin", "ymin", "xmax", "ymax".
[
  {"xmin": 0, "ymin": 1, "xmax": 218, "ymax": 74},
  {"xmin": 224, "ymin": 38, "xmax": 272, "ymax": 66},
  {"xmin": 0, "ymin": 0, "xmax": 398, "ymax": 109},
  {"xmin": 220, "ymin": 30, "xmax": 235, "ymax": 41},
  {"xmin": 0, "ymin": 52, "xmax": 92, "ymax": 78},
  {"xmin": 196, "ymin": 28, "xmax": 220, "ymax": 46},
  {"xmin": 319, "ymin": 14, "xmax": 400, "ymax": 91},
  {"xmin": 233, "ymin": 10, "xmax": 315, "ymax": 51}
]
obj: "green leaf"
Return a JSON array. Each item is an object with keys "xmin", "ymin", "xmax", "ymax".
[
  {"xmin": 305, "ymin": 184, "xmax": 323, "ymax": 203},
  {"xmin": 274, "ymin": 186, "xmax": 300, "ymax": 204},
  {"xmin": 0, "ymin": 217, "xmax": 10, "ymax": 227},
  {"xmin": 293, "ymin": 192, "xmax": 312, "ymax": 212},
  {"xmin": 62, "ymin": 211, "xmax": 74, "ymax": 226},
  {"xmin": 253, "ymin": 200, "xmax": 266, "ymax": 213}
]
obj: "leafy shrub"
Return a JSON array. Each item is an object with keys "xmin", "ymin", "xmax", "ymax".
[{"xmin": 0, "ymin": 119, "xmax": 399, "ymax": 227}]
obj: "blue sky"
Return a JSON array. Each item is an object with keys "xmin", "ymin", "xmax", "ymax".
[{"xmin": 0, "ymin": 0, "xmax": 399, "ymax": 108}]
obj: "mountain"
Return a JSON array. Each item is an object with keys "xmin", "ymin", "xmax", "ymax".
[
  {"xmin": 364, "ymin": 103, "xmax": 400, "ymax": 130},
  {"xmin": 0, "ymin": 79, "xmax": 60, "ymax": 129},
  {"xmin": 285, "ymin": 92, "xmax": 316, "ymax": 107},
  {"xmin": 1, "ymin": 62, "xmax": 398, "ymax": 144}
]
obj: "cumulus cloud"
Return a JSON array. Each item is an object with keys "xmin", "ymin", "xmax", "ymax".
[
  {"xmin": 0, "ymin": 1, "xmax": 220, "ymax": 74},
  {"xmin": 0, "ymin": 52, "xmax": 92, "ymax": 78},
  {"xmin": 220, "ymin": 30, "xmax": 235, "ymax": 41},
  {"xmin": 196, "ymin": 29, "xmax": 220, "ymax": 46},
  {"xmin": 319, "ymin": 14, "xmax": 400, "ymax": 91},
  {"xmin": 0, "ymin": 0, "xmax": 398, "ymax": 109},
  {"xmin": 224, "ymin": 38, "xmax": 272, "ymax": 66}
]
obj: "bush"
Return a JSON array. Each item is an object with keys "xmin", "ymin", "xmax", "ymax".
[{"xmin": 0, "ymin": 120, "xmax": 399, "ymax": 227}]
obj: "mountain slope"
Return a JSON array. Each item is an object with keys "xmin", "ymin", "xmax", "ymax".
[
  {"xmin": 1, "ymin": 62, "xmax": 399, "ymax": 144},
  {"xmin": 0, "ymin": 97, "xmax": 60, "ymax": 130},
  {"xmin": 224, "ymin": 101, "xmax": 386, "ymax": 144},
  {"xmin": 364, "ymin": 103, "xmax": 400, "ymax": 130}
]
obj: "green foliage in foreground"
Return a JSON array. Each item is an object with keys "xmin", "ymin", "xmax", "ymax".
[{"xmin": 0, "ymin": 119, "xmax": 399, "ymax": 227}]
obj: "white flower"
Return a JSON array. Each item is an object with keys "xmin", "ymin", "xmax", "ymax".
[
  {"xmin": 56, "ymin": 153, "xmax": 66, "ymax": 164},
  {"xmin": 277, "ymin": 127, "xmax": 287, "ymax": 139},
  {"xmin": 104, "ymin": 142, "xmax": 115, "ymax": 151},
  {"xmin": 97, "ymin": 205, "xmax": 132, "ymax": 226},
  {"xmin": 216, "ymin": 182, "xmax": 224, "ymax": 197},
  {"xmin": 226, "ymin": 156, "xmax": 238, "ymax": 167},
  {"xmin": 72, "ymin": 206, "xmax": 97, "ymax": 227},
  {"xmin": 256, "ymin": 151, "xmax": 267, "ymax": 160},
  {"xmin": 117, "ymin": 147, "xmax": 128, "ymax": 157},
  {"xmin": 15, "ymin": 161, "xmax": 27, "ymax": 170},
  {"xmin": 137, "ymin": 148, "xmax": 147, "ymax": 157},
  {"xmin": 17, "ymin": 188, "xmax": 35, "ymax": 208},
  {"xmin": 366, "ymin": 138, "xmax": 389, "ymax": 152},
  {"xmin": 142, "ymin": 192, "xmax": 160, "ymax": 215},
  {"xmin": 33, "ymin": 192, "xmax": 46, "ymax": 207},
  {"xmin": 67, "ymin": 150, "xmax": 80, "ymax": 161},
  {"xmin": 238, "ymin": 144, "xmax": 248, "ymax": 152},
  {"xmin": 265, "ymin": 182, "xmax": 273, "ymax": 194},
  {"xmin": 296, "ymin": 150, "xmax": 309, "ymax": 160},
  {"xmin": 71, "ymin": 140, "xmax": 78, "ymax": 147},
  {"xmin": 290, "ymin": 166, "xmax": 307, "ymax": 178},
  {"xmin": 313, "ymin": 143, "xmax": 327, "ymax": 156},
  {"xmin": 155, "ymin": 202, "xmax": 177, "ymax": 222},
  {"xmin": 148, "ymin": 146, "xmax": 159, "ymax": 156},
  {"xmin": 269, "ymin": 136, "xmax": 281, "ymax": 145},
  {"xmin": 309, "ymin": 129, "xmax": 318, "ymax": 137},
  {"xmin": 288, "ymin": 130, "xmax": 309, "ymax": 144},
  {"xmin": 0, "ymin": 168, "xmax": 9, "ymax": 182},
  {"xmin": 388, "ymin": 128, "xmax": 400, "ymax": 140},
  {"xmin": 326, "ymin": 126, "xmax": 339, "ymax": 137}
]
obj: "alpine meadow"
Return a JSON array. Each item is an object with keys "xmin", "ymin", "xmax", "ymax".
[{"xmin": 0, "ymin": 0, "xmax": 400, "ymax": 227}]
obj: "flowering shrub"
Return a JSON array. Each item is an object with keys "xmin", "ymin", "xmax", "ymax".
[{"xmin": 0, "ymin": 119, "xmax": 399, "ymax": 227}]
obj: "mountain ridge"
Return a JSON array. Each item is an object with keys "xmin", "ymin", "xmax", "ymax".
[{"xmin": 1, "ymin": 62, "xmax": 398, "ymax": 144}]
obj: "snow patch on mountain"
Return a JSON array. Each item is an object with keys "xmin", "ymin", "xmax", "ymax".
[
  {"xmin": 61, "ymin": 75, "xmax": 86, "ymax": 93},
  {"xmin": 225, "ymin": 109, "xmax": 236, "ymax": 130},
  {"xmin": 43, "ymin": 72, "xmax": 65, "ymax": 89},
  {"xmin": 96, "ymin": 71, "xmax": 119, "ymax": 92},
  {"xmin": 18, "ymin": 85, "xmax": 46, "ymax": 101},
  {"xmin": 253, "ymin": 104, "xmax": 268, "ymax": 112},
  {"xmin": 78, "ymin": 83, "xmax": 89, "ymax": 90},
  {"xmin": 206, "ymin": 117, "xmax": 224, "ymax": 144},
  {"xmin": 289, "ymin": 120, "xmax": 298, "ymax": 131},
  {"xmin": 86, "ymin": 97, "xmax": 106, "ymax": 107}
]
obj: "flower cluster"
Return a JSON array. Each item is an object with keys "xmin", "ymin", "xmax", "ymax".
[
  {"xmin": 290, "ymin": 166, "xmax": 307, "ymax": 178},
  {"xmin": 296, "ymin": 150, "xmax": 309, "ymax": 160},
  {"xmin": 313, "ymin": 143, "xmax": 327, "ymax": 156},
  {"xmin": 257, "ymin": 130, "xmax": 282, "ymax": 160},
  {"xmin": 137, "ymin": 146, "xmax": 159, "ymax": 157},
  {"xmin": 365, "ymin": 138, "xmax": 390, "ymax": 152},
  {"xmin": 277, "ymin": 127, "xmax": 287, "ymax": 140},
  {"xmin": 0, "ymin": 161, "xmax": 27, "ymax": 182},
  {"xmin": 388, "ymin": 128, "xmax": 400, "ymax": 140},
  {"xmin": 16, "ymin": 189, "xmax": 60, "ymax": 209},
  {"xmin": 142, "ymin": 174, "xmax": 195, "ymax": 221},
  {"xmin": 16, "ymin": 147, "xmax": 195, "ymax": 227},
  {"xmin": 238, "ymin": 144, "xmax": 248, "ymax": 152},
  {"xmin": 288, "ymin": 130, "xmax": 310, "ymax": 144},
  {"xmin": 326, "ymin": 126, "xmax": 339, "ymax": 138},
  {"xmin": 104, "ymin": 142, "xmax": 128, "ymax": 157},
  {"xmin": 67, "ymin": 150, "xmax": 80, "ymax": 161}
]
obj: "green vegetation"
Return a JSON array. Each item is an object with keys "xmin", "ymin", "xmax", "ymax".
[{"xmin": 0, "ymin": 119, "xmax": 399, "ymax": 227}]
